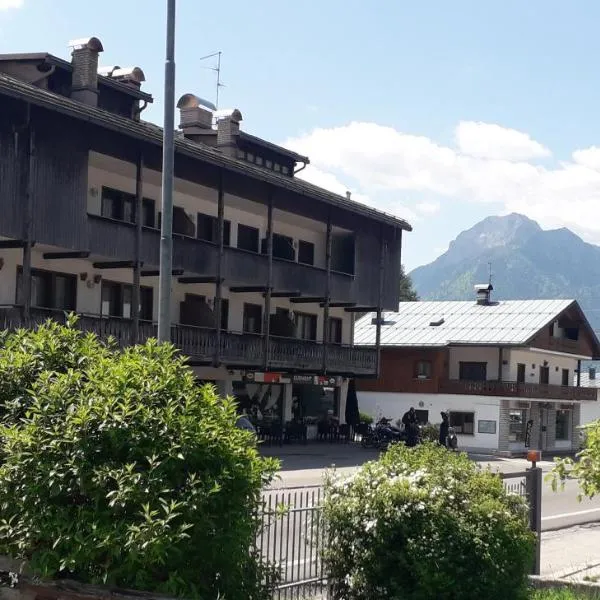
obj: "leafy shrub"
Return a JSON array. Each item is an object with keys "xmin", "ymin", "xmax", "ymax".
[
  {"xmin": 358, "ymin": 411, "xmax": 374, "ymax": 425},
  {"xmin": 0, "ymin": 319, "xmax": 278, "ymax": 599},
  {"xmin": 323, "ymin": 443, "xmax": 535, "ymax": 600},
  {"xmin": 550, "ymin": 419, "xmax": 600, "ymax": 500},
  {"xmin": 419, "ymin": 422, "xmax": 440, "ymax": 442}
]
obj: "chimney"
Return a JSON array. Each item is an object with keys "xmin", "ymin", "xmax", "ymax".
[
  {"xmin": 216, "ymin": 109, "xmax": 243, "ymax": 157},
  {"xmin": 346, "ymin": 191, "xmax": 352, "ymax": 200},
  {"xmin": 474, "ymin": 283, "xmax": 493, "ymax": 306},
  {"xmin": 69, "ymin": 37, "xmax": 104, "ymax": 106},
  {"xmin": 590, "ymin": 367, "xmax": 596, "ymax": 380},
  {"xmin": 176, "ymin": 93, "xmax": 216, "ymax": 139},
  {"xmin": 110, "ymin": 66, "xmax": 146, "ymax": 89}
]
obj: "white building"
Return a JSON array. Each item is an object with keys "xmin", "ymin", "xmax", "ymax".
[{"xmin": 354, "ymin": 287, "xmax": 600, "ymax": 455}]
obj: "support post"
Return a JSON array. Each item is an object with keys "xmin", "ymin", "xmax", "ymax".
[
  {"xmin": 21, "ymin": 107, "xmax": 35, "ymax": 321},
  {"xmin": 322, "ymin": 210, "xmax": 332, "ymax": 372},
  {"xmin": 132, "ymin": 152, "xmax": 143, "ymax": 342},
  {"xmin": 214, "ymin": 170, "xmax": 224, "ymax": 366},
  {"xmin": 526, "ymin": 466, "xmax": 543, "ymax": 575},
  {"xmin": 158, "ymin": 0, "xmax": 176, "ymax": 343},
  {"xmin": 498, "ymin": 347, "xmax": 503, "ymax": 382},
  {"xmin": 375, "ymin": 229, "xmax": 386, "ymax": 377},
  {"xmin": 577, "ymin": 359, "xmax": 581, "ymax": 387},
  {"xmin": 263, "ymin": 189, "xmax": 274, "ymax": 369}
]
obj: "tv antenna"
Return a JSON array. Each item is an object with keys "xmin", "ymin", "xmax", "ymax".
[
  {"xmin": 488, "ymin": 262, "xmax": 493, "ymax": 287},
  {"xmin": 199, "ymin": 51, "xmax": 225, "ymax": 109}
]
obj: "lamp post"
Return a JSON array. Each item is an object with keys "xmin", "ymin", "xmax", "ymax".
[{"xmin": 158, "ymin": 0, "xmax": 176, "ymax": 342}]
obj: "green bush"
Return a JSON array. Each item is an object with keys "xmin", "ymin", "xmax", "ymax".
[
  {"xmin": 419, "ymin": 422, "xmax": 440, "ymax": 442},
  {"xmin": 0, "ymin": 319, "xmax": 278, "ymax": 599},
  {"xmin": 358, "ymin": 411, "xmax": 374, "ymax": 425},
  {"xmin": 323, "ymin": 443, "xmax": 535, "ymax": 600}
]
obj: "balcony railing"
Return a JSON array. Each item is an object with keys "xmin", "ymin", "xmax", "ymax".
[
  {"xmin": 439, "ymin": 378, "xmax": 597, "ymax": 402},
  {"xmin": 0, "ymin": 307, "xmax": 376, "ymax": 376}
]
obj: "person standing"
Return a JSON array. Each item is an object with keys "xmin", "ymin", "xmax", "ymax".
[
  {"xmin": 402, "ymin": 407, "xmax": 419, "ymax": 447},
  {"xmin": 439, "ymin": 411, "xmax": 449, "ymax": 448}
]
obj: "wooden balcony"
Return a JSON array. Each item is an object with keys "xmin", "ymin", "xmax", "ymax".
[
  {"xmin": 0, "ymin": 307, "xmax": 376, "ymax": 376},
  {"xmin": 438, "ymin": 378, "xmax": 597, "ymax": 402}
]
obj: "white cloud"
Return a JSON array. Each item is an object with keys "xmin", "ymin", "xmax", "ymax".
[
  {"xmin": 455, "ymin": 121, "xmax": 551, "ymax": 161},
  {"xmin": 0, "ymin": 0, "xmax": 23, "ymax": 9},
  {"xmin": 283, "ymin": 121, "xmax": 600, "ymax": 245}
]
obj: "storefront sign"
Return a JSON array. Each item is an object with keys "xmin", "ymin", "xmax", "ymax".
[
  {"xmin": 292, "ymin": 374, "xmax": 339, "ymax": 386},
  {"xmin": 243, "ymin": 372, "xmax": 290, "ymax": 384},
  {"xmin": 524, "ymin": 419, "xmax": 534, "ymax": 448}
]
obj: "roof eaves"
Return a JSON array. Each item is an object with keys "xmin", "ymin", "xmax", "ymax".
[
  {"xmin": 0, "ymin": 72, "xmax": 411, "ymax": 232},
  {"xmin": 98, "ymin": 75, "xmax": 153, "ymax": 102},
  {"xmin": 239, "ymin": 131, "xmax": 309, "ymax": 163}
]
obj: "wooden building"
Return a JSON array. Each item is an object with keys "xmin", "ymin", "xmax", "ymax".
[{"xmin": 0, "ymin": 37, "xmax": 411, "ymax": 426}]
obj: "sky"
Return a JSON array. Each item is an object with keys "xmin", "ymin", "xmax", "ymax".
[{"xmin": 4, "ymin": 1, "xmax": 600, "ymax": 270}]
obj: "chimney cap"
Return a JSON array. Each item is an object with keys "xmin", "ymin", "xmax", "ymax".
[
  {"xmin": 110, "ymin": 66, "xmax": 146, "ymax": 83},
  {"xmin": 214, "ymin": 108, "xmax": 243, "ymax": 123},
  {"xmin": 68, "ymin": 37, "xmax": 104, "ymax": 52},
  {"xmin": 176, "ymin": 93, "xmax": 216, "ymax": 111},
  {"xmin": 98, "ymin": 65, "xmax": 120, "ymax": 77},
  {"xmin": 474, "ymin": 283, "xmax": 493, "ymax": 292}
]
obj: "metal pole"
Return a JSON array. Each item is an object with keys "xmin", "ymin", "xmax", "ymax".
[
  {"xmin": 526, "ymin": 466, "xmax": 542, "ymax": 575},
  {"xmin": 21, "ymin": 105, "xmax": 34, "ymax": 321},
  {"xmin": 158, "ymin": 0, "xmax": 176, "ymax": 343},
  {"xmin": 375, "ymin": 228, "xmax": 385, "ymax": 377},
  {"xmin": 132, "ymin": 152, "xmax": 143, "ymax": 343}
]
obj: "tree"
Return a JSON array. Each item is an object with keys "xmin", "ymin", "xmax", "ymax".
[
  {"xmin": 399, "ymin": 265, "xmax": 419, "ymax": 301},
  {"xmin": 549, "ymin": 420, "xmax": 600, "ymax": 500},
  {"xmin": 0, "ymin": 318, "xmax": 278, "ymax": 599}
]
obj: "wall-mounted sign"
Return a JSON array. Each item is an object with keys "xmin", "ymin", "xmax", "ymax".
[
  {"xmin": 242, "ymin": 372, "xmax": 340, "ymax": 387},
  {"xmin": 243, "ymin": 372, "xmax": 290, "ymax": 384},
  {"xmin": 293, "ymin": 374, "xmax": 339, "ymax": 386},
  {"xmin": 477, "ymin": 420, "xmax": 497, "ymax": 435},
  {"xmin": 524, "ymin": 419, "xmax": 534, "ymax": 448}
]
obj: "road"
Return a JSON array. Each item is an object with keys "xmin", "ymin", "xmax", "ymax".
[
  {"xmin": 265, "ymin": 447, "xmax": 600, "ymax": 531},
  {"xmin": 260, "ymin": 446, "xmax": 600, "ymax": 585}
]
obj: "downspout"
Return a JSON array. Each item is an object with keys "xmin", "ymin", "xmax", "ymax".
[
  {"xmin": 293, "ymin": 160, "xmax": 308, "ymax": 175},
  {"xmin": 133, "ymin": 99, "xmax": 149, "ymax": 121}
]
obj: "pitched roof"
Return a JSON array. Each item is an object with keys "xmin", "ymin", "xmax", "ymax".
[
  {"xmin": 354, "ymin": 299, "xmax": 578, "ymax": 347},
  {"xmin": 0, "ymin": 71, "xmax": 411, "ymax": 232}
]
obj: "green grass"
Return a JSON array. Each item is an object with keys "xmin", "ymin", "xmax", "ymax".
[{"xmin": 531, "ymin": 589, "xmax": 600, "ymax": 599}]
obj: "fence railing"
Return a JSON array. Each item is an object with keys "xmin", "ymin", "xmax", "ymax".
[{"xmin": 259, "ymin": 469, "xmax": 542, "ymax": 599}]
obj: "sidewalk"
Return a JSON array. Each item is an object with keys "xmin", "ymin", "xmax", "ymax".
[{"xmin": 542, "ymin": 523, "xmax": 600, "ymax": 581}]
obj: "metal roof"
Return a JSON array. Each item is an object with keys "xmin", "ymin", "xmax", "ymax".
[
  {"xmin": 0, "ymin": 71, "xmax": 411, "ymax": 232},
  {"xmin": 354, "ymin": 299, "xmax": 577, "ymax": 347}
]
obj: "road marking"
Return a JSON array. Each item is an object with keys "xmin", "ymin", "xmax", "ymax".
[{"xmin": 542, "ymin": 507, "xmax": 600, "ymax": 521}]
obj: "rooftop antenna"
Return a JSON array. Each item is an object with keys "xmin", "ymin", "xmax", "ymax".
[
  {"xmin": 199, "ymin": 51, "xmax": 224, "ymax": 109},
  {"xmin": 488, "ymin": 262, "xmax": 493, "ymax": 287}
]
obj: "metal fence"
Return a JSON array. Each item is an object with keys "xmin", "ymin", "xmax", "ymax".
[{"xmin": 258, "ymin": 469, "xmax": 542, "ymax": 599}]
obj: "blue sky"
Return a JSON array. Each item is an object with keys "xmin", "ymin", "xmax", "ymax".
[{"xmin": 3, "ymin": 0, "xmax": 600, "ymax": 270}]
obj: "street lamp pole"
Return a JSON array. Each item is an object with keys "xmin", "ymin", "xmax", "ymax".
[{"xmin": 158, "ymin": 0, "xmax": 177, "ymax": 342}]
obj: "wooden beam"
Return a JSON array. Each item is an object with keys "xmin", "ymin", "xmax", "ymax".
[
  {"xmin": 266, "ymin": 290, "xmax": 301, "ymax": 298},
  {"xmin": 263, "ymin": 188, "xmax": 274, "ymax": 370},
  {"xmin": 178, "ymin": 276, "xmax": 222, "ymax": 284},
  {"xmin": 344, "ymin": 305, "xmax": 378, "ymax": 313},
  {"xmin": 230, "ymin": 285, "xmax": 270, "ymax": 293},
  {"xmin": 320, "ymin": 301, "xmax": 356, "ymax": 308},
  {"xmin": 214, "ymin": 169, "xmax": 225, "ymax": 367},
  {"xmin": 290, "ymin": 296, "xmax": 327, "ymax": 304},
  {"xmin": 0, "ymin": 239, "xmax": 28, "ymax": 249},
  {"xmin": 93, "ymin": 260, "xmax": 138, "ymax": 269},
  {"xmin": 141, "ymin": 269, "xmax": 184, "ymax": 277},
  {"xmin": 43, "ymin": 251, "xmax": 90, "ymax": 260}
]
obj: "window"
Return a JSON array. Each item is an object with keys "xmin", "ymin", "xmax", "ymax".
[
  {"xmin": 16, "ymin": 267, "xmax": 77, "ymax": 311},
  {"xmin": 197, "ymin": 212, "xmax": 231, "ymax": 246},
  {"xmin": 509, "ymin": 409, "xmax": 527, "ymax": 442},
  {"xmin": 158, "ymin": 206, "xmax": 196, "ymax": 237},
  {"xmin": 237, "ymin": 224, "xmax": 260, "ymax": 253},
  {"xmin": 247, "ymin": 152, "xmax": 255, "ymax": 163},
  {"xmin": 255, "ymin": 156, "xmax": 264, "ymax": 166},
  {"xmin": 555, "ymin": 409, "xmax": 571, "ymax": 441},
  {"xmin": 459, "ymin": 362, "xmax": 487, "ymax": 381},
  {"xmin": 562, "ymin": 368, "xmax": 570, "ymax": 387},
  {"xmin": 415, "ymin": 409, "xmax": 429, "ymax": 424},
  {"xmin": 296, "ymin": 312, "xmax": 317, "ymax": 341},
  {"xmin": 269, "ymin": 233, "xmax": 295, "ymax": 261},
  {"xmin": 101, "ymin": 187, "xmax": 135, "ymax": 223},
  {"xmin": 414, "ymin": 360, "xmax": 432, "ymax": 380},
  {"xmin": 328, "ymin": 317, "xmax": 343, "ymax": 345},
  {"xmin": 142, "ymin": 198, "xmax": 156, "ymax": 228},
  {"xmin": 265, "ymin": 159, "xmax": 273, "ymax": 169},
  {"xmin": 274, "ymin": 163, "xmax": 281, "ymax": 173},
  {"xmin": 243, "ymin": 303, "xmax": 262, "ymax": 334},
  {"xmin": 216, "ymin": 297, "xmax": 229, "ymax": 331},
  {"xmin": 449, "ymin": 411, "xmax": 475, "ymax": 435},
  {"xmin": 298, "ymin": 240, "xmax": 315, "ymax": 266},
  {"xmin": 237, "ymin": 149, "xmax": 245, "ymax": 159},
  {"xmin": 101, "ymin": 281, "xmax": 152, "ymax": 320},
  {"xmin": 539, "ymin": 366, "xmax": 550, "ymax": 385},
  {"xmin": 282, "ymin": 165, "xmax": 290, "ymax": 175},
  {"xmin": 517, "ymin": 363, "xmax": 526, "ymax": 383}
]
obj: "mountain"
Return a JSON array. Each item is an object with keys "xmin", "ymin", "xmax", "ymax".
[{"xmin": 410, "ymin": 213, "xmax": 600, "ymax": 330}]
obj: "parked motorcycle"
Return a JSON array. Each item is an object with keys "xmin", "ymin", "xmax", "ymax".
[{"xmin": 447, "ymin": 426, "xmax": 458, "ymax": 450}]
